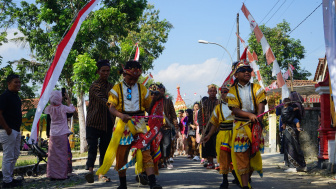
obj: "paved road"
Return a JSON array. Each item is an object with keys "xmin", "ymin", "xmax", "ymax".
[{"xmin": 68, "ymin": 153, "xmax": 336, "ymax": 189}]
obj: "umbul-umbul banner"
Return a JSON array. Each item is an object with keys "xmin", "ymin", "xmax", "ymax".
[{"xmin": 30, "ymin": 0, "xmax": 101, "ymax": 143}]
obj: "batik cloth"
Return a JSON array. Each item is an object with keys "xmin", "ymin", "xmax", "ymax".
[{"xmin": 283, "ymin": 125, "xmax": 306, "ymax": 168}]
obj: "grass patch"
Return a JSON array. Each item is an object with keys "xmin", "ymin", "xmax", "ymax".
[{"xmin": 0, "ymin": 150, "xmax": 90, "ymax": 169}]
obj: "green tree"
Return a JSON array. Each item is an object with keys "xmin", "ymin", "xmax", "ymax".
[
  {"xmin": 72, "ymin": 53, "xmax": 97, "ymax": 152},
  {"xmin": 12, "ymin": 1, "xmax": 172, "ymax": 152},
  {"xmin": 247, "ymin": 20, "xmax": 311, "ymax": 85},
  {"xmin": 0, "ymin": 59, "xmax": 38, "ymax": 113}
]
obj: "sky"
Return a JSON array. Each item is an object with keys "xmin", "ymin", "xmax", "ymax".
[{"xmin": 0, "ymin": 0, "xmax": 326, "ymax": 106}]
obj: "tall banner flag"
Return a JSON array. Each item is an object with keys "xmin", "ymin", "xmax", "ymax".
[
  {"xmin": 134, "ymin": 43, "xmax": 140, "ymax": 61},
  {"xmin": 323, "ymin": 0, "xmax": 336, "ymax": 127},
  {"xmin": 30, "ymin": 0, "xmax": 101, "ymax": 143},
  {"xmin": 241, "ymin": 3, "xmax": 289, "ymax": 99}
]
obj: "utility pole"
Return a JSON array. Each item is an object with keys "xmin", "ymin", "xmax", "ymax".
[{"xmin": 237, "ymin": 13, "xmax": 240, "ymax": 61}]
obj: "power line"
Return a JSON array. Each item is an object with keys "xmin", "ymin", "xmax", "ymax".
[
  {"xmin": 260, "ymin": 0, "xmax": 280, "ymax": 23},
  {"xmin": 264, "ymin": 0, "xmax": 287, "ymax": 25},
  {"xmin": 288, "ymin": 2, "xmax": 322, "ymax": 35},
  {"xmin": 225, "ymin": 19, "xmax": 236, "ymax": 49},
  {"xmin": 275, "ymin": 0, "xmax": 295, "ymax": 23}
]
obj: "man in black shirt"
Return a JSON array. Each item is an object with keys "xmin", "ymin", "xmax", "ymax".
[{"xmin": 0, "ymin": 74, "xmax": 23, "ymax": 188}]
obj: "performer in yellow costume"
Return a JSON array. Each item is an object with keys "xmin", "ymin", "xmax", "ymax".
[
  {"xmin": 96, "ymin": 60, "xmax": 162, "ymax": 189},
  {"xmin": 202, "ymin": 83, "xmax": 235, "ymax": 189},
  {"xmin": 227, "ymin": 60, "xmax": 266, "ymax": 189}
]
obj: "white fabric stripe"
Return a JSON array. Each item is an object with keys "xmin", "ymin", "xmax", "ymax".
[
  {"xmin": 247, "ymin": 15, "xmax": 256, "ymax": 31},
  {"xmin": 213, "ymin": 110, "xmax": 218, "ymax": 119},
  {"xmin": 30, "ymin": 0, "xmax": 100, "ymax": 143},
  {"xmin": 145, "ymin": 89, "xmax": 149, "ymax": 99},
  {"xmin": 260, "ymin": 36, "xmax": 270, "ymax": 55},
  {"xmin": 111, "ymin": 89, "xmax": 118, "ymax": 98},
  {"xmin": 256, "ymin": 88, "xmax": 264, "ymax": 97},
  {"xmin": 272, "ymin": 60, "xmax": 281, "ymax": 76},
  {"xmin": 227, "ymin": 93, "xmax": 235, "ymax": 98}
]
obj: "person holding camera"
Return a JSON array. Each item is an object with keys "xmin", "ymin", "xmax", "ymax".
[{"xmin": 44, "ymin": 90, "xmax": 75, "ymax": 180}]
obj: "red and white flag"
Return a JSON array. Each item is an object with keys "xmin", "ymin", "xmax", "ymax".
[
  {"xmin": 142, "ymin": 72, "xmax": 153, "ymax": 86},
  {"xmin": 194, "ymin": 93, "xmax": 197, "ymax": 96},
  {"xmin": 241, "ymin": 3, "xmax": 289, "ymax": 98},
  {"xmin": 289, "ymin": 64, "xmax": 295, "ymax": 74},
  {"xmin": 134, "ymin": 43, "xmax": 140, "ymax": 61},
  {"xmin": 283, "ymin": 69, "xmax": 290, "ymax": 80},
  {"xmin": 30, "ymin": 0, "xmax": 100, "ymax": 143}
]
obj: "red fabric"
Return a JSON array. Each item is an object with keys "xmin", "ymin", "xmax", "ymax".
[
  {"xmin": 253, "ymin": 25, "xmax": 264, "ymax": 43},
  {"xmin": 241, "ymin": 3, "xmax": 250, "ymax": 19},
  {"xmin": 251, "ymin": 122, "xmax": 262, "ymax": 157},
  {"xmin": 253, "ymin": 51, "xmax": 259, "ymax": 61},
  {"xmin": 277, "ymin": 72, "xmax": 286, "ymax": 88},
  {"xmin": 266, "ymin": 48, "xmax": 275, "ymax": 65}
]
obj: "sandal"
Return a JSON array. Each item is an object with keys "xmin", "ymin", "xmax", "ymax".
[
  {"xmin": 85, "ymin": 172, "xmax": 94, "ymax": 183},
  {"xmin": 99, "ymin": 175, "xmax": 111, "ymax": 182}
]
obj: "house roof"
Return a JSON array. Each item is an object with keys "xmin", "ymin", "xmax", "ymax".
[
  {"xmin": 267, "ymin": 80, "xmax": 318, "ymax": 96},
  {"xmin": 313, "ymin": 57, "xmax": 327, "ymax": 82},
  {"xmin": 22, "ymin": 98, "xmax": 39, "ymax": 115}
]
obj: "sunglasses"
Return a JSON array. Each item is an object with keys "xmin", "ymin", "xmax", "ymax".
[
  {"xmin": 222, "ymin": 91, "xmax": 229, "ymax": 94},
  {"xmin": 151, "ymin": 91, "xmax": 160, "ymax": 96},
  {"xmin": 126, "ymin": 88, "xmax": 132, "ymax": 100},
  {"xmin": 237, "ymin": 67, "xmax": 253, "ymax": 73}
]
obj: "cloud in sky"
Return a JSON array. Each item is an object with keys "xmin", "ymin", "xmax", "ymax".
[
  {"xmin": 153, "ymin": 58, "xmax": 231, "ymax": 104},
  {"xmin": 0, "ymin": 28, "xmax": 30, "ymax": 67}
]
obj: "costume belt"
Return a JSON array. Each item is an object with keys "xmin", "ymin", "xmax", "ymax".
[
  {"xmin": 219, "ymin": 123, "xmax": 233, "ymax": 130},
  {"xmin": 234, "ymin": 116, "xmax": 252, "ymax": 122},
  {"xmin": 123, "ymin": 111, "xmax": 145, "ymax": 116}
]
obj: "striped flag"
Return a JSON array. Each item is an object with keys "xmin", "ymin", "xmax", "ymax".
[
  {"xmin": 142, "ymin": 72, "xmax": 153, "ymax": 86},
  {"xmin": 134, "ymin": 43, "xmax": 140, "ymax": 61},
  {"xmin": 29, "ymin": 0, "xmax": 101, "ymax": 143},
  {"xmin": 241, "ymin": 3, "xmax": 289, "ymax": 98}
]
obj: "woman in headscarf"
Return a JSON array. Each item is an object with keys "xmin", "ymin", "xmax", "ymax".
[{"xmin": 44, "ymin": 90, "xmax": 75, "ymax": 180}]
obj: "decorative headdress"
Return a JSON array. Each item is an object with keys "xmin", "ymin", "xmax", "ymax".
[
  {"xmin": 148, "ymin": 84, "xmax": 160, "ymax": 92},
  {"xmin": 207, "ymin": 84, "xmax": 217, "ymax": 89},
  {"xmin": 123, "ymin": 60, "xmax": 142, "ymax": 78},
  {"xmin": 219, "ymin": 46, "xmax": 251, "ymax": 90},
  {"xmin": 232, "ymin": 47, "xmax": 251, "ymax": 74}
]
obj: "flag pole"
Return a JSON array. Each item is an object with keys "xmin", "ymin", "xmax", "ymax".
[{"xmin": 289, "ymin": 63, "xmax": 294, "ymax": 91}]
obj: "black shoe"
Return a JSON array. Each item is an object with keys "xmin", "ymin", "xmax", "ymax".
[
  {"xmin": 13, "ymin": 178, "xmax": 23, "ymax": 185},
  {"xmin": 150, "ymin": 184, "xmax": 162, "ymax": 189},
  {"xmin": 117, "ymin": 186, "xmax": 127, "ymax": 189},
  {"xmin": 2, "ymin": 180, "xmax": 21, "ymax": 188},
  {"xmin": 135, "ymin": 174, "xmax": 149, "ymax": 185},
  {"xmin": 219, "ymin": 183, "xmax": 229, "ymax": 189}
]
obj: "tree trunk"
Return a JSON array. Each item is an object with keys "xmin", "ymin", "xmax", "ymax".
[{"xmin": 77, "ymin": 92, "xmax": 88, "ymax": 153}]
